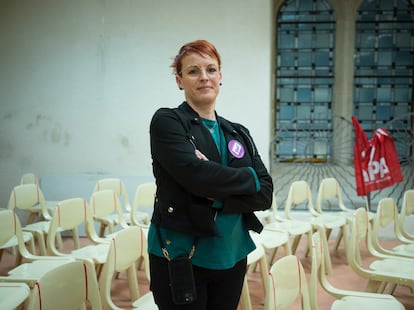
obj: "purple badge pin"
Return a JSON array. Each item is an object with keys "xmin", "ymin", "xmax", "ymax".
[{"xmin": 228, "ymin": 140, "xmax": 245, "ymax": 158}]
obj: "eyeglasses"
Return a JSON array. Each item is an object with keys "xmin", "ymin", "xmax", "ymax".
[{"xmin": 179, "ymin": 64, "xmax": 220, "ymax": 79}]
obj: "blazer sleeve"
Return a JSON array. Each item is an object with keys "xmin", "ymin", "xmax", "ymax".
[
  {"xmin": 222, "ymin": 125, "xmax": 274, "ymax": 213},
  {"xmin": 150, "ymin": 108, "xmax": 258, "ymax": 199}
]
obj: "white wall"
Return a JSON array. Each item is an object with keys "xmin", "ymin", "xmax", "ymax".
[{"xmin": 0, "ymin": 0, "xmax": 273, "ymax": 205}]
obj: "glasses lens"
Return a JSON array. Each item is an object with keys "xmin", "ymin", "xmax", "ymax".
[{"xmin": 183, "ymin": 65, "xmax": 219, "ymax": 78}]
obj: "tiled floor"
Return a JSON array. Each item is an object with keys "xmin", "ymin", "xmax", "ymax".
[{"xmin": 1, "ymin": 236, "xmax": 413, "ymax": 309}]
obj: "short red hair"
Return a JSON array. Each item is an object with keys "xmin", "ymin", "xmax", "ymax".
[{"xmin": 171, "ymin": 40, "xmax": 222, "ymax": 76}]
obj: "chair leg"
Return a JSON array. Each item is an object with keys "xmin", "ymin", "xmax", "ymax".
[
  {"xmin": 239, "ymin": 277, "xmax": 252, "ymax": 310},
  {"xmin": 291, "ymin": 235, "xmax": 301, "ymax": 254}
]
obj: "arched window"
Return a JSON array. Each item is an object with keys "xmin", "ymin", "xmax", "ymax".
[
  {"xmin": 354, "ymin": 0, "xmax": 414, "ymax": 163},
  {"xmin": 274, "ymin": 0, "xmax": 336, "ymax": 163}
]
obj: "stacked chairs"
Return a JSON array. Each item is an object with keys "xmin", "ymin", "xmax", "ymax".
[
  {"xmin": 347, "ymin": 208, "xmax": 414, "ymax": 294},
  {"xmin": 310, "ymin": 228, "xmax": 405, "ymax": 309}
]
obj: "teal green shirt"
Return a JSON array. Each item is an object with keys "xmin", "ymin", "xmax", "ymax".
[{"xmin": 148, "ymin": 118, "xmax": 257, "ymax": 269}]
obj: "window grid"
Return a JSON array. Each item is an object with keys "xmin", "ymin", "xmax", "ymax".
[
  {"xmin": 275, "ymin": 0, "xmax": 335, "ymax": 162},
  {"xmin": 353, "ymin": 0, "xmax": 414, "ymax": 162}
]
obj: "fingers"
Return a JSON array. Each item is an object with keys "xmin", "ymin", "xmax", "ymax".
[{"xmin": 195, "ymin": 149, "xmax": 209, "ymax": 161}]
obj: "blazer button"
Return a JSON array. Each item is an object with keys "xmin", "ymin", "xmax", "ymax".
[{"xmin": 168, "ymin": 206, "xmax": 174, "ymax": 213}]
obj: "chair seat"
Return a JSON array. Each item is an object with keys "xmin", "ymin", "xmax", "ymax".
[
  {"xmin": 132, "ymin": 292, "xmax": 158, "ymax": 309},
  {"xmin": 331, "ymin": 295, "xmax": 405, "ymax": 310},
  {"xmin": 308, "ymin": 214, "xmax": 347, "ymax": 229},
  {"xmin": 258, "ymin": 229, "xmax": 290, "ymax": 249},
  {"xmin": 393, "ymin": 243, "xmax": 414, "ymax": 255},
  {"xmin": 7, "ymin": 259, "xmax": 74, "ymax": 283},
  {"xmin": 266, "ymin": 220, "xmax": 312, "ymax": 236},
  {"xmin": 71, "ymin": 243, "xmax": 110, "ymax": 264},
  {"xmin": 0, "ymin": 282, "xmax": 31, "ymax": 309},
  {"xmin": 370, "ymin": 258, "xmax": 414, "ymax": 277}
]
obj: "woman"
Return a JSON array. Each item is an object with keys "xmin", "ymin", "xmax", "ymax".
[{"xmin": 148, "ymin": 39, "xmax": 273, "ymax": 310}]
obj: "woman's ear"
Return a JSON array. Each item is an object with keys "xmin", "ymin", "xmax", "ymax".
[{"xmin": 176, "ymin": 75, "xmax": 183, "ymax": 90}]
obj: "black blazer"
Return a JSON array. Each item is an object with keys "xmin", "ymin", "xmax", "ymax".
[{"xmin": 150, "ymin": 102, "xmax": 273, "ymax": 237}]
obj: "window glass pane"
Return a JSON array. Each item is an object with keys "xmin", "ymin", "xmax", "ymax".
[
  {"xmin": 297, "ymin": 88, "xmax": 312, "ymax": 102},
  {"xmin": 377, "ymin": 88, "xmax": 391, "ymax": 102},
  {"xmin": 376, "ymin": 105, "xmax": 391, "ymax": 120}
]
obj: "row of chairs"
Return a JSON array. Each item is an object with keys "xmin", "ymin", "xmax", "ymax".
[
  {"xmin": 1, "ymin": 174, "xmax": 159, "ymax": 309},
  {"xmin": 241, "ymin": 179, "xmax": 414, "ymax": 309},
  {"xmin": 247, "ymin": 206, "xmax": 413, "ymax": 309},
  {"xmin": 0, "ymin": 211, "xmax": 156, "ymax": 309},
  {"xmin": 2, "ymin": 174, "xmax": 156, "ymax": 264}
]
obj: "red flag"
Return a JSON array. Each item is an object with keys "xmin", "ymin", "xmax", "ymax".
[{"xmin": 352, "ymin": 116, "xmax": 403, "ymax": 196}]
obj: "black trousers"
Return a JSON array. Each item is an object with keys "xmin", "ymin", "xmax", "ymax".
[{"xmin": 149, "ymin": 254, "xmax": 247, "ymax": 310}]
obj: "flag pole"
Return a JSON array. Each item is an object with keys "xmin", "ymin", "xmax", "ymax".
[{"xmin": 365, "ymin": 193, "xmax": 371, "ymax": 212}]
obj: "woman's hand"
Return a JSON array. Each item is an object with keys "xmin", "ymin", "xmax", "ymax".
[{"xmin": 195, "ymin": 149, "xmax": 209, "ymax": 161}]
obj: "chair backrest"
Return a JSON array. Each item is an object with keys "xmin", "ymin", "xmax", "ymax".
[
  {"xmin": 265, "ymin": 254, "xmax": 312, "ymax": 310},
  {"xmin": 0, "ymin": 210, "xmax": 39, "ymax": 261},
  {"xmin": 372, "ymin": 197, "xmax": 411, "ymax": 257},
  {"xmin": 20, "ymin": 173, "xmax": 39, "ymax": 185},
  {"xmin": 399, "ymin": 189, "xmax": 414, "ymax": 240},
  {"xmin": 99, "ymin": 225, "xmax": 148, "ymax": 309},
  {"xmin": 7, "ymin": 184, "xmax": 50, "ymax": 221},
  {"xmin": 315, "ymin": 178, "xmax": 346, "ymax": 213},
  {"xmin": 47, "ymin": 198, "xmax": 92, "ymax": 255},
  {"xmin": 285, "ymin": 180, "xmax": 317, "ymax": 218},
  {"xmin": 90, "ymin": 189, "xmax": 126, "ymax": 224},
  {"xmin": 93, "ymin": 178, "xmax": 131, "ymax": 212},
  {"xmin": 26, "ymin": 260, "xmax": 102, "ymax": 310},
  {"xmin": 347, "ymin": 208, "xmax": 372, "ymax": 277},
  {"xmin": 310, "ymin": 229, "xmax": 339, "ymax": 308},
  {"xmin": 131, "ymin": 182, "xmax": 156, "ymax": 225}
]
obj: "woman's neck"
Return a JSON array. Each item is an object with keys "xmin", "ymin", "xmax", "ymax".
[{"xmin": 187, "ymin": 101, "xmax": 216, "ymax": 120}]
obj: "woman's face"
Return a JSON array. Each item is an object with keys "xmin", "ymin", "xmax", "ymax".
[{"xmin": 176, "ymin": 52, "xmax": 222, "ymax": 108}]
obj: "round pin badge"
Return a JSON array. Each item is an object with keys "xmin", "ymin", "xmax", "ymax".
[{"xmin": 228, "ymin": 140, "xmax": 245, "ymax": 158}]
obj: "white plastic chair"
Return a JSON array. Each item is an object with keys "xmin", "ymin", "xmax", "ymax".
[
  {"xmin": 0, "ymin": 210, "xmax": 36, "ymax": 265},
  {"xmin": 93, "ymin": 178, "xmax": 133, "ymax": 231},
  {"xmin": 398, "ymin": 190, "xmax": 414, "ymax": 243},
  {"xmin": 264, "ymin": 254, "xmax": 312, "ymax": 310},
  {"xmin": 310, "ymin": 229, "xmax": 405, "ymax": 310},
  {"xmin": 7, "ymin": 183, "xmax": 63, "ymax": 255},
  {"xmin": 25, "ymin": 260, "xmax": 102, "ymax": 310},
  {"xmin": 131, "ymin": 182, "xmax": 156, "ymax": 227},
  {"xmin": 263, "ymin": 194, "xmax": 313, "ymax": 256},
  {"xmin": 371, "ymin": 197, "xmax": 414, "ymax": 259},
  {"xmin": 347, "ymin": 208, "xmax": 414, "ymax": 294},
  {"xmin": 19, "ymin": 173, "xmax": 59, "ymax": 224},
  {"xmin": 0, "ymin": 282, "xmax": 30, "ymax": 310},
  {"xmin": 99, "ymin": 225, "xmax": 152, "ymax": 310},
  {"xmin": 239, "ymin": 232, "xmax": 269, "ymax": 310},
  {"xmin": 46, "ymin": 197, "xmax": 111, "ymax": 277},
  {"xmin": 90, "ymin": 189, "xmax": 129, "ymax": 237}
]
